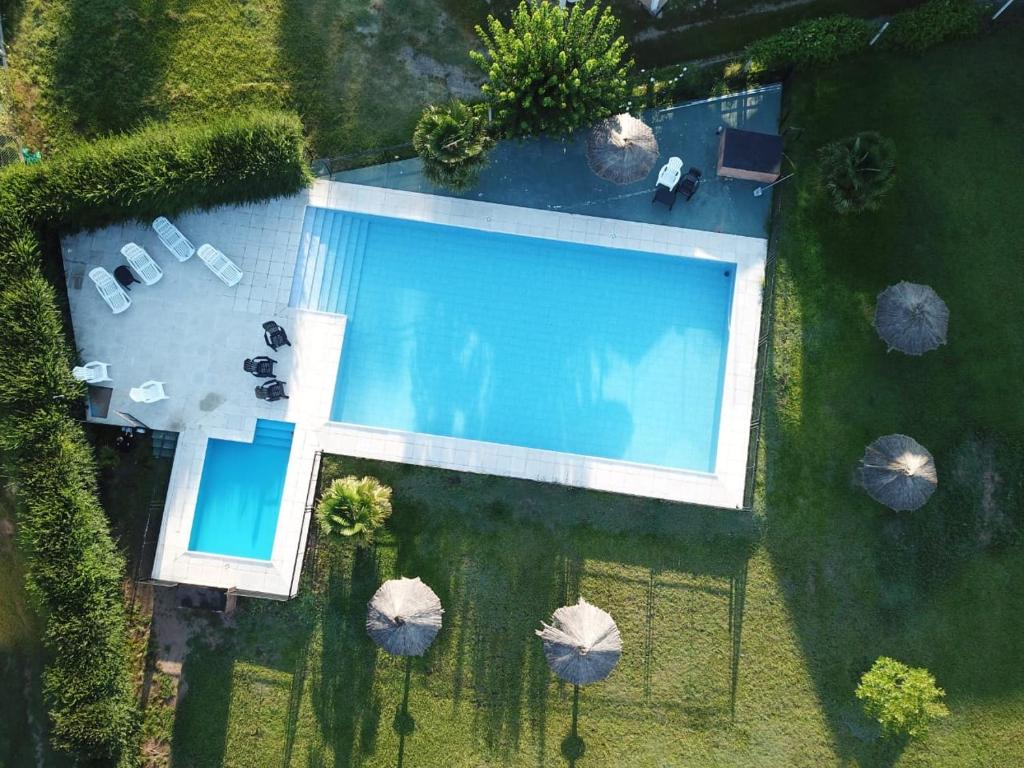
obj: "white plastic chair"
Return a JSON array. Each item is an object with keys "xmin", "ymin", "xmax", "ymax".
[
  {"xmin": 129, "ymin": 380, "xmax": 168, "ymax": 404},
  {"xmin": 657, "ymin": 156, "xmax": 683, "ymax": 190},
  {"xmin": 197, "ymin": 244, "xmax": 243, "ymax": 287},
  {"xmin": 88, "ymin": 267, "xmax": 131, "ymax": 314},
  {"xmin": 152, "ymin": 217, "xmax": 196, "ymax": 262},
  {"xmin": 71, "ymin": 361, "xmax": 112, "ymax": 384},
  {"xmin": 121, "ymin": 243, "xmax": 163, "ymax": 286}
]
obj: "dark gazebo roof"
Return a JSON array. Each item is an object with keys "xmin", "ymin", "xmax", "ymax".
[{"xmin": 717, "ymin": 128, "xmax": 783, "ymax": 183}]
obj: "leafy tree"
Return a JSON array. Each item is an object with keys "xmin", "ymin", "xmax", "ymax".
[
  {"xmin": 856, "ymin": 657, "xmax": 950, "ymax": 738},
  {"xmin": 316, "ymin": 475, "xmax": 393, "ymax": 546},
  {"xmin": 413, "ymin": 100, "xmax": 494, "ymax": 191},
  {"xmin": 472, "ymin": 0, "xmax": 633, "ymax": 138},
  {"xmin": 818, "ymin": 130, "xmax": 896, "ymax": 214}
]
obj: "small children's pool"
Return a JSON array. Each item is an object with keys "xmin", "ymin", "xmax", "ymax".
[{"xmin": 188, "ymin": 420, "xmax": 295, "ymax": 560}]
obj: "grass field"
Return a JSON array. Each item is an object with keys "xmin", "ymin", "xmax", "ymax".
[
  {"xmin": 2, "ymin": 0, "xmax": 927, "ymax": 157},
  {"xmin": 165, "ymin": 22, "xmax": 1024, "ymax": 768}
]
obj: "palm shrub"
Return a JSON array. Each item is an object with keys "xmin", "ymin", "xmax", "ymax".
[
  {"xmin": 316, "ymin": 475, "xmax": 393, "ymax": 546},
  {"xmin": 818, "ymin": 131, "xmax": 896, "ymax": 214},
  {"xmin": 472, "ymin": 0, "xmax": 633, "ymax": 138},
  {"xmin": 856, "ymin": 657, "xmax": 949, "ymax": 738},
  {"xmin": 413, "ymin": 100, "xmax": 494, "ymax": 191}
]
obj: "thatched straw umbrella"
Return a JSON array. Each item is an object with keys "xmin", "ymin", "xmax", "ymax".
[
  {"xmin": 366, "ymin": 577, "xmax": 444, "ymax": 657},
  {"xmin": 859, "ymin": 434, "xmax": 937, "ymax": 511},
  {"xmin": 536, "ymin": 597, "xmax": 622, "ymax": 686},
  {"xmin": 586, "ymin": 114, "xmax": 659, "ymax": 185},
  {"xmin": 874, "ymin": 282, "xmax": 949, "ymax": 355}
]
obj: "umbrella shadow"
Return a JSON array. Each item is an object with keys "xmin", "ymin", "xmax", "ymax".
[
  {"xmin": 560, "ymin": 685, "xmax": 585, "ymax": 767},
  {"xmin": 393, "ymin": 657, "xmax": 416, "ymax": 768}
]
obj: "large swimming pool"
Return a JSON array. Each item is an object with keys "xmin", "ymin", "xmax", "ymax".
[
  {"xmin": 189, "ymin": 420, "xmax": 294, "ymax": 559},
  {"xmin": 291, "ymin": 208, "xmax": 734, "ymax": 472}
]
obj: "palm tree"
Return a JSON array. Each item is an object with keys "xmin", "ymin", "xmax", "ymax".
[
  {"xmin": 818, "ymin": 131, "xmax": 896, "ymax": 214},
  {"xmin": 316, "ymin": 475, "xmax": 392, "ymax": 546},
  {"xmin": 413, "ymin": 100, "xmax": 494, "ymax": 191}
]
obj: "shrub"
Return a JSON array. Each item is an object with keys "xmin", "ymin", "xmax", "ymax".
[
  {"xmin": 472, "ymin": 0, "xmax": 633, "ymax": 138},
  {"xmin": 881, "ymin": 0, "xmax": 980, "ymax": 53},
  {"xmin": 0, "ymin": 109, "xmax": 311, "ymax": 237},
  {"xmin": 856, "ymin": 657, "xmax": 950, "ymax": 738},
  {"xmin": 316, "ymin": 476, "xmax": 393, "ymax": 546},
  {"xmin": 745, "ymin": 15, "xmax": 872, "ymax": 72},
  {"xmin": 818, "ymin": 131, "xmax": 896, "ymax": 214},
  {"xmin": 413, "ymin": 101, "xmax": 495, "ymax": 191}
]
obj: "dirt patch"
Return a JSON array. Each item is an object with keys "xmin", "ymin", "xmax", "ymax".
[{"xmin": 398, "ymin": 46, "xmax": 482, "ymax": 100}]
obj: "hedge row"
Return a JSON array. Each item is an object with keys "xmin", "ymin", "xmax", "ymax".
[
  {"xmin": 0, "ymin": 110, "xmax": 310, "ymax": 765},
  {"xmin": 880, "ymin": 0, "xmax": 981, "ymax": 52}
]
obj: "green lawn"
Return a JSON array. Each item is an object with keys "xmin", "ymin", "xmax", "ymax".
[{"xmin": 166, "ymin": 22, "xmax": 1024, "ymax": 768}]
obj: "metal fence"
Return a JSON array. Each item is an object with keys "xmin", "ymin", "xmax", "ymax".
[
  {"xmin": 0, "ymin": 12, "xmax": 23, "ymax": 169},
  {"xmin": 311, "ymin": 142, "xmax": 414, "ymax": 179},
  {"xmin": 288, "ymin": 449, "xmax": 324, "ymax": 597}
]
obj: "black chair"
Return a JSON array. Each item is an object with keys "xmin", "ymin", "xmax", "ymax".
[
  {"xmin": 243, "ymin": 356, "xmax": 277, "ymax": 378},
  {"xmin": 263, "ymin": 321, "xmax": 292, "ymax": 351},
  {"xmin": 254, "ymin": 379, "xmax": 288, "ymax": 402},
  {"xmin": 652, "ymin": 184, "xmax": 676, "ymax": 210},
  {"xmin": 114, "ymin": 265, "xmax": 140, "ymax": 291},
  {"xmin": 679, "ymin": 167, "xmax": 702, "ymax": 201}
]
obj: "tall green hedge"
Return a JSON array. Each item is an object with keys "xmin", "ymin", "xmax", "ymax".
[
  {"xmin": 880, "ymin": 0, "xmax": 981, "ymax": 52},
  {"xmin": 745, "ymin": 15, "xmax": 873, "ymax": 72},
  {"xmin": 0, "ymin": 109, "xmax": 310, "ymax": 766}
]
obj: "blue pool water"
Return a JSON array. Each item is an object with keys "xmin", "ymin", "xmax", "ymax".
[
  {"xmin": 292, "ymin": 208, "xmax": 735, "ymax": 472},
  {"xmin": 188, "ymin": 420, "xmax": 295, "ymax": 559}
]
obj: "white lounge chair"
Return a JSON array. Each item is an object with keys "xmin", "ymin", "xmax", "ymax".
[
  {"xmin": 152, "ymin": 217, "xmax": 196, "ymax": 262},
  {"xmin": 121, "ymin": 243, "xmax": 163, "ymax": 286},
  {"xmin": 197, "ymin": 244, "xmax": 243, "ymax": 287},
  {"xmin": 71, "ymin": 361, "xmax": 112, "ymax": 384},
  {"xmin": 657, "ymin": 156, "xmax": 683, "ymax": 191},
  {"xmin": 129, "ymin": 380, "xmax": 168, "ymax": 404},
  {"xmin": 88, "ymin": 267, "xmax": 131, "ymax": 314}
]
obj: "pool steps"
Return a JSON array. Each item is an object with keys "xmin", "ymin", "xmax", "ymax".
[
  {"xmin": 289, "ymin": 208, "xmax": 368, "ymax": 316},
  {"xmin": 252, "ymin": 419, "xmax": 295, "ymax": 451}
]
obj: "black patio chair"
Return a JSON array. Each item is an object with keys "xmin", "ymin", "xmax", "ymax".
[
  {"xmin": 262, "ymin": 321, "xmax": 292, "ymax": 351},
  {"xmin": 114, "ymin": 265, "xmax": 140, "ymax": 291},
  {"xmin": 679, "ymin": 167, "xmax": 702, "ymax": 202},
  {"xmin": 652, "ymin": 184, "xmax": 676, "ymax": 210},
  {"xmin": 243, "ymin": 356, "xmax": 277, "ymax": 378},
  {"xmin": 254, "ymin": 379, "xmax": 288, "ymax": 402}
]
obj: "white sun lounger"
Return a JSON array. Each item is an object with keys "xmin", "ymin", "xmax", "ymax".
[
  {"xmin": 152, "ymin": 217, "xmax": 196, "ymax": 262},
  {"xmin": 120, "ymin": 243, "xmax": 163, "ymax": 286},
  {"xmin": 88, "ymin": 267, "xmax": 131, "ymax": 314},
  {"xmin": 197, "ymin": 244, "xmax": 243, "ymax": 287},
  {"xmin": 656, "ymin": 156, "xmax": 683, "ymax": 190},
  {"xmin": 71, "ymin": 361, "xmax": 112, "ymax": 384}
]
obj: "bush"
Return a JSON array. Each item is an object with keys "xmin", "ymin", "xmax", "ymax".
[
  {"xmin": 472, "ymin": 0, "xmax": 633, "ymax": 137},
  {"xmin": 881, "ymin": 0, "xmax": 980, "ymax": 53},
  {"xmin": 856, "ymin": 657, "xmax": 950, "ymax": 738},
  {"xmin": 413, "ymin": 101, "xmax": 495, "ymax": 191},
  {"xmin": 818, "ymin": 131, "xmax": 897, "ymax": 214},
  {"xmin": 0, "ymin": 110, "xmax": 311, "ymax": 237},
  {"xmin": 316, "ymin": 476, "xmax": 393, "ymax": 546},
  {"xmin": 0, "ymin": 110, "xmax": 311, "ymax": 765},
  {"xmin": 745, "ymin": 15, "xmax": 872, "ymax": 72}
]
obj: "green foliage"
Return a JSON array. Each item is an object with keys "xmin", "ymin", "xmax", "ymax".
[
  {"xmin": 413, "ymin": 100, "xmax": 495, "ymax": 191},
  {"xmin": 316, "ymin": 476, "xmax": 393, "ymax": 546},
  {"xmin": 856, "ymin": 657, "xmax": 950, "ymax": 737},
  {"xmin": 472, "ymin": 1, "xmax": 633, "ymax": 138},
  {"xmin": 881, "ymin": 0, "xmax": 981, "ymax": 53},
  {"xmin": 0, "ymin": 110, "xmax": 310, "ymax": 237},
  {"xmin": 745, "ymin": 15, "xmax": 872, "ymax": 72},
  {"xmin": 817, "ymin": 131, "xmax": 896, "ymax": 214}
]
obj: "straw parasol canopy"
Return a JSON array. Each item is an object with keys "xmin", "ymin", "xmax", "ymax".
[
  {"xmin": 536, "ymin": 597, "xmax": 622, "ymax": 686},
  {"xmin": 586, "ymin": 114, "xmax": 659, "ymax": 185},
  {"xmin": 859, "ymin": 434, "xmax": 938, "ymax": 511},
  {"xmin": 366, "ymin": 577, "xmax": 444, "ymax": 657},
  {"xmin": 874, "ymin": 281, "xmax": 949, "ymax": 355}
]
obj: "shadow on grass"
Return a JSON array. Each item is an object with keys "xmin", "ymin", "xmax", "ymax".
[
  {"xmin": 170, "ymin": 626, "xmax": 238, "ymax": 768},
  {"xmin": 763, "ymin": 33, "xmax": 1024, "ymax": 766}
]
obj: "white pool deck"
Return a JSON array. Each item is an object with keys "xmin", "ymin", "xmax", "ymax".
[{"xmin": 62, "ymin": 180, "xmax": 766, "ymax": 598}]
